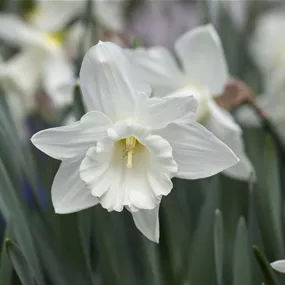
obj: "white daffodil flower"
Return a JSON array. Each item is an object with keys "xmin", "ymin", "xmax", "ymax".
[
  {"xmin": 31, "ymin": 41, "xmax": 238, "ymax": 242},
  {"xmin": 237, "ymin": 9, "xmax": 285, "ymax": 139},
  {"xmin": 0, "ymin": 14, "xmax": 75, "ymax": 109},
  {"xmin": 29, "ymin": 0, "xmax": 125, "ymax": 33},
  {"xmin": 250, "ymin": 9, "xmax": 285, "ymax": 90},
  {"xmin": 129, "ymin": 24, "xmax": 254, "ymax": 181},
  {"xmin": 271, "ymin": 260, "xmax": 285, "ymax": 273}
]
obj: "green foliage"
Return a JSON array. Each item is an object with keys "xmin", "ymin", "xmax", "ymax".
[
  {"xmin": 0, "ymin": 1, "xmax": 284, "ymax": 285},
  {"xmin": 253, "ymin": 246, "xmax": 280, "ymax": 285},
  {"xmin": 214, "ymin": 209, "xmax": 224, "ymax": 285},
  {"xmin": 5, "ymin": 238, "xmax": 35, "ymax": 285}
]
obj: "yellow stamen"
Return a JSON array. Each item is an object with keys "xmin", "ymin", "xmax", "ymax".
[
  {"xmin": 125, "ymin": 136, "xmax": 136, "ymax": 168},
  {"xmin": 127, "ymin": 150, "xmax": 133, "ymax": 168}
]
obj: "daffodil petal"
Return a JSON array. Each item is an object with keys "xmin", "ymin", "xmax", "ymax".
[
  {"xmin": 31, "ymin": 111, "xmax": 112, "ymax": 160},
  {"xmin": 174, "ymin": 24, "xmax": 228, "ymax": 95},
  {"xmin": 204, "ymin": 101, "xmax": 255, "ymax": 181},
  {"xmin": 137, "ymin": 94, "xmax": 198, "ymax": 130},
  {"xmin": 156, "ymin": 122, "xmax": 239, "ymax": 179},
  {"xmin": 43, "ymin": 50, "xmax": 75, "ymax": 107},
  {"xmin": 65, "ymin": 21, "xmax": 86, "ymax": 58},
  {"xmin": 80, "ymin": 41, "xmax": 151, "ymax": 120},
  {"xmin": 235, "ymin": 105, "xmax": 260, "ymax": 128},
  {"xmin": 94, "ymin": 0, "xmax": 125, "ymax": 31},
  {"xmin": 131, "ymin": 206, "xmax": 160, "ymax": 243},
  {"xmin": 271, "ymin": 260, "xmax": 285, "ymax": 273},
  {"xmin": 0, "ymin": 48, "xmax": 44, "ymax": 98},
  {"xmin": 0, "ymin": 13, "xmax": 47, "ymax": 48},
  {"xmin": 31, "ymin": 0, "xmax": 82, "ymax": 32},
  {"xmin": 249, "ymin": 10, "xmax": 285, "ymax": 78},
  {"xmin": 129, "ymin": 46, "xmax": 183, "ymax": 96},
  {"xmin": 52, "ymin": 159, "xmax": 98, "ymax": 214}
]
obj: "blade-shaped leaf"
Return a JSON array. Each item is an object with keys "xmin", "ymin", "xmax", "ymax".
[
  {"xmin": 0, "ymin": 227, "xmax": 13, "ymax": 285},
  {"xmin": 233, "ymin": 217, "xmax": 251, "ymax": 285},
  {"xmin": 6, "ymin": 238, "xmax": 35, "ymax": 285},
  {"xmin": 253, "ymin": 245, "xmax": 280, "ymax": 285},
  {"xmin": 214, "ymin": 209, "xmax": 224, "ymax": 285},
  {"xmin": 0, "ymin": 159, "xmax": 45, "ymax": 285},
  {"xmin": 187, "ymin": 177, "xmax": 219, "ymax": 285}
]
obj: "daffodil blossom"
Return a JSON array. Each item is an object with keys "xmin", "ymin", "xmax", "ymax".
[
  {"xmin": 129, "ymin": 24, "xmax": 254, "ymax": 181},
  {"xmin": 237, "ymin": 10, "xmax": 285, "ymax": 140},
  {"xmin": 271, "ymin": 260, "xmax": 285, "ymax": 273},
  {"xmin": 0, "ymin": 14, "xmax": 75, "ymax": 109},
  {"xmin": 250, "ymin": 9, "xmax": 285, "ymax": 90},
  {"xmin": 29, "ymin": 0, "xmax": 125, "ymax": 33},
  {"xmin": 31, "ymin": 41, "xmax": 238, "ymax": 242}
]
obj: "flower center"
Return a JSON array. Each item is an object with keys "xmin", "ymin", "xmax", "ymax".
[
  {"xmin": 79, "ymin": 120, "xmax": 178, "ymax": 212},
  {"xmin": 179, "ymin": 84, "xmax": 211, "ymax": 123},
  {"xmin": 44, "ymin": 31, "xmax": 64, "ymax": 47},
  {"xmin": 124, "ymin": 136, "xmax": 137, "ymax": 168}
]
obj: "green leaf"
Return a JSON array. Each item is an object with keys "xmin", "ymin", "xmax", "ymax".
[
  {"xmin": 253, "ymin": 245, "xmax": 280, "ymax": 285},
  {"xmin": 0, "ymin": 228, "xmax": 13, "ymax": 285},
  {"xmin": 214, "ymin": 209, "xmax": 224, "ymax": 285},
  {"xmin": 187, "ymin": 178, "xmax": 219, "ymax": 285},
  {"xmin": 233, "ymin": 217, "xmax": 251, "ymax": 285},
  {"xmin": 248, "ymin": 181, "xmax": 264, "ymax": 285},
  {"xmin": 92, "ymin": 208, "xmax": 139, "ymax": 285},
  {"xmin": 5, "ymin": 238, "xmax": 35, "ymax": 285},
  {"xmin": 30, "ymin": 213, "xmax": 93, "ymax": 285},
  {"xmin": 0, "ymin": 159, "xmax": 45, "ymax": 285},
  {"xmin": 243, "ymin": 128, "xmax": 285, "ymax": 259},
  {"xmin": 0, "ymin": 91, "xmax": 40, "ymax": 208}
]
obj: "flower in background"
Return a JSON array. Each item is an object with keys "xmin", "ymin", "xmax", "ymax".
[
  {"xmin": 237, "ymin": 9, "xmax": 285, "ymax": 140},
  {"xmin": 0, "ymin": 14, "xmax": 75, "ymax": 107},
  {"xmin": 250, "ymin": 9, "xmax": 285, "ymax": 90},
  {"xmin": 0, "ymin": 14, "xmax": 75, "ymax": 131},
  {"xmin": 24, "ymin": 0, "xmax": 128, "ymax": 59},
  {"xmin": 31, "ymin": 41, "xmax": 238, "ymax": 242},
  {"xmin": 29, "ymin": 0, "xmax": 126, "ymax": 33},
  {"xmin": 271, "ymin": 260, "xmax": 285, "ymax": 273},
  {"xmin": 130, "ymin": 24, "xmax": 254, "ymax": 181}
]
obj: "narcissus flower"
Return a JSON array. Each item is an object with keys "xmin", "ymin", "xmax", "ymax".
[
  {"xmin": 250, "ymin": 9, "xmax": 285, "ymax": 90},
  {"xmin": 130, "ymin": 24, "xmax": 254, "ymax": 181},
  {"xmin": 0, "ymin": 14, "xmax": 75, "ymax": 109},
  {"xmin": 31, "ymin": 41, "xmax": 238, "ymax": 242},
  {"xmin": 237, "ymin": 10, "xmax": 285, "ymax": 140},
  {"xmin": 29, "ymin": 0, "xmax": 126, "ymax": 33}
]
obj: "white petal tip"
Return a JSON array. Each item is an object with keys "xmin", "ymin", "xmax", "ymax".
[
  {"xmin": 30, "ymin": 133, "xmax": 40, "ymax": 148},
  {"xmin": 53, "ymin": 206, "xmax": 76, "ymax": 215},
  {"xmin": 271, "ymin": 260, "xmax": 285, "ymax": 273},
  {"xmin": 54, "ymin": 207, "xmax": 65, "ymax": 214},
  {"xmin": 143, "ymin": 234, "xmax": 159, "ymax": 243}
]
